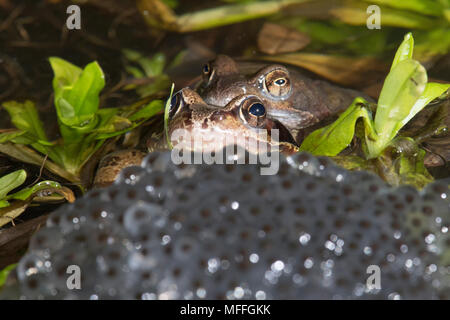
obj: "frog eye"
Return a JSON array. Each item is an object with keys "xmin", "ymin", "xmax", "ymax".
[
  {"xmin": 202, "ymin": 63, "xmax": 215, "ymax": 83},
  {"xmin": 202, "ymin": 63, "xmax": 210, "ymax": 75},
  {"xmin": 263, "ymin": 69, "xmax": 291, "ymax": 98},
  {"xmin": 169, "ymin": 91, "xmax": 184, "ymax": 118},
  {"xmin": 240, "ymin": 97, "xmax": 266, "ymax": 127},
  {"xmin": 248, "ymin": 103, "xmax": 265, "ymax": 117}
]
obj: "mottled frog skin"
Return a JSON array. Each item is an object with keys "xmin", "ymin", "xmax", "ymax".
[{"xmin": 196, "ymin": 55, "xmax": 371, "ymax": 142}]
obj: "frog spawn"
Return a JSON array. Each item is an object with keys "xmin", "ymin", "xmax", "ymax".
[{"xmin": 1, "ymin": 151, "xmax": 449, "ymax": 299}]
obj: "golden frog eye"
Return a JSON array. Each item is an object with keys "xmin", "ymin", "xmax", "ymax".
[
  {"xmin": 263, "ymin": 69, "xmax": 291, "ymax": 98},
  {"xmin": 240, "ymin": 97, "xmax": 266, "ymax": 128}
]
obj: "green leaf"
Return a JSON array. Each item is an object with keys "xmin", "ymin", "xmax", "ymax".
[
  {"xmin": 0, "ymin": 130, "xmax": 27, "ymax": 143},
  {"xmin": 68, "ymin": 61, "xmax": 105, "ymax": 116},
  {"xmin": 139, "ymin": 53, "xmax": 166, "ymax": 77},
  {"xmin": 0, "ymin": 200, "xmax": 10, "ymax": 208},
  {"xmin": 2, "ymin": 100, "xmax": 48, "ymax": 143},
  {"xmin": 56, "ymin": 97, "xmax": 76, "ymax": 120},
  {"xmin": 391, "ymin": 32, "xmax": 414, "ymax": 70},
  {"xmin": 300, "ymin": 98, "xmax": 375, "ymax": 156},
  {"xmin": 49, "ymin": 57, "xmax": 82, "ymax": 94},
  {"xmin": 123, "ymin": 50, "xmax": 166, "ymax": 78},
  {"xmin": 125, "ymin": 65, "xmax": 144, "ymax": 79},
  {"xmin": 164, "ymin": 84, "xmax": 175, "ymax": 149},
  {"xmin": 136, "ymin": 75, "xmax": 171, "ymax": 98},
  {"xmin": 51, "ymin": 58, "xmax": 105, "ymax": 127},
  {"xmin": 371, "ymin": 59, "xmax": 427, "ymax": 157},
  {"xmin": 129, "ymin": 100, "xmax": 164, "ymax": 121},
  {"xmin": 331, "ymin": 4, "xmax": 437, "ymax": 29},
  {"xmin": 7, "ymin": 180, "xmax": 62, "ymax": 201},
  {"xmin": 93, "ymin": 116, "xmax": 133, "ymax": 135},
  {"xmin": 0, "ymin": 264, "xmax": 17, "ymax": 289},
  {"xmin": 400, "ymin": 82, "xmax": 450, "ymax": 127},
  {"xmin": 0, "ymin": 169, "xmax": 27, "ymax": 200}
]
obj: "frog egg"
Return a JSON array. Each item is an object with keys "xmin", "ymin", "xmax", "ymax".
[
  {"xmin": 115, "ymin": 165, "xmax": 147, "ymax": 185},
  {"xmin": 28, "ymin": 226, "xmax": 64, "ymax": 254},
  {"xmin": 5, "ymin": 150, "xmax": 450, "ymax": 299},
  {"xmin": 313, "ymin": 156, "xmax": 350, "ymax": 182},
  {"xmin": 112, "ymin": 182, "xmax": 156, "ymax": 207},
  {"xmin": 422, "ymin": 179, "xmax": 450, "ymax": 204},
  {"xmin": 286, "ymin": 152, "xmax": 323, "ymax": 176},
  {"xmin": 17, "ymin": 253, "xmax": 54, "ymax": 299},
  {"xmin": 17, "ymin": 253, "xmax": 51, "ymax": 282},
  {"xmin": 46, "ymin": 204, "xmax": 86, "ymax": 234},
  {"xmin": 141, "ymin": 151, "xmax": 172, "ymax": 172},
  {"xmin": 123, "ymin": 203, "xmax": 165, "ymax": 236}
]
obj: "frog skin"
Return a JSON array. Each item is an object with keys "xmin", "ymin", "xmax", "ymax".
[
  {"xmin": 93, "ymin": 149, "xmax": 146, "ymax": 188},
  {"xmin": 161, "ymin": 87, "xmax": 299, "ymax": 155},
  {"xmin": 195, "ymin": 55, "xmax": 371, "ymax": 143}
]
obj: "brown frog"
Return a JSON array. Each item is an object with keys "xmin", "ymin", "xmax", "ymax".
[
  {"xmin": 93, "ymin": 88, "xmax": 299, "ymax": 187},
  {"xmin": 165, "ymin": 87, "xmax": 298, "ymax": 155},
  {"xmin": 195, "ymin": 55, "xmax": 372, "ymax": 142}
]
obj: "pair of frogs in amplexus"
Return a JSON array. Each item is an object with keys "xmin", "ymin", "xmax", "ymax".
[
  {"xmin": 93, "ymin": 55, "xmax": 366, "ymax": 187},
  {"xmin": 165, "ymin": 54, "xmax": 365, "ymax": 155}
]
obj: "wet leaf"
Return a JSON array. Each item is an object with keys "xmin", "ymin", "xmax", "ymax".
[
  {"xmin": 330, "ymin": 3, "xmax": 436, "ymax": 29},
  {"xmin": 49, "ymin": 57, "xmax": 82, "ymax": 93},
  {"xmin": 0, "ymin": 143, "xmax": 79, "ymax": 184},
  {"xmin": 401, "ymin": 82, "xmax": 450, "ymax": 128},
  {"xmin": 391, "ymin": 32, "xmax": 414, "ymax": 70},
  {"xmin": 139, "ymin": 0, "xmax": 309, "ymax": 33},
  {"xmin": 371, "ymin": 59, "xmax": 427, "ymax": 156},
  {"xmin": 30, "ymin": 186, "xmax": 75, "ymax": 204},
  {"xmin": 0, "ymin": 170, "xmax": 26, "ymax": 201},
  {"xmin": 6, "ymin": 180, "xmax": 63, "ymax": 201},
  {"xmin": 129, "ymin": 100, "xmax": 164, "ymax": 121},
  {"xmin": 257, "ymin": 22, "xmax": 310, "ymax": 55},
  {"xmin": 2, "ymin": 101, "xmax": 48, "ymax": 143},
  {"xmin": 0, "ymin": 182, "xmax": 74, "ymax": 227},
  {"xmin": 0, "ymin": 130, "xmax": 27, "ymax": 144},
  {"xmin": 300, "ymin": 98, "xmax": 376, "ymax": 156},
  {"xmin": 0, "ymin": 200, "xmax": 29, "ymax": 227},
  {"xmin": 50, "ymin": 58, "xmax": 105, "ymax": 127}
]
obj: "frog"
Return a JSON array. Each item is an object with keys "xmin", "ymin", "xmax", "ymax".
[
  {"xmin": 163, "ymin": 87, "xmax": 299, "ymax": 155},
  {"xmin": 195, "ymin": 55, "xmax": 372, "ymax": 143},
  {"xmin": 93, "ymin": 87, "xmax": 298, "ymax": 187}
]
